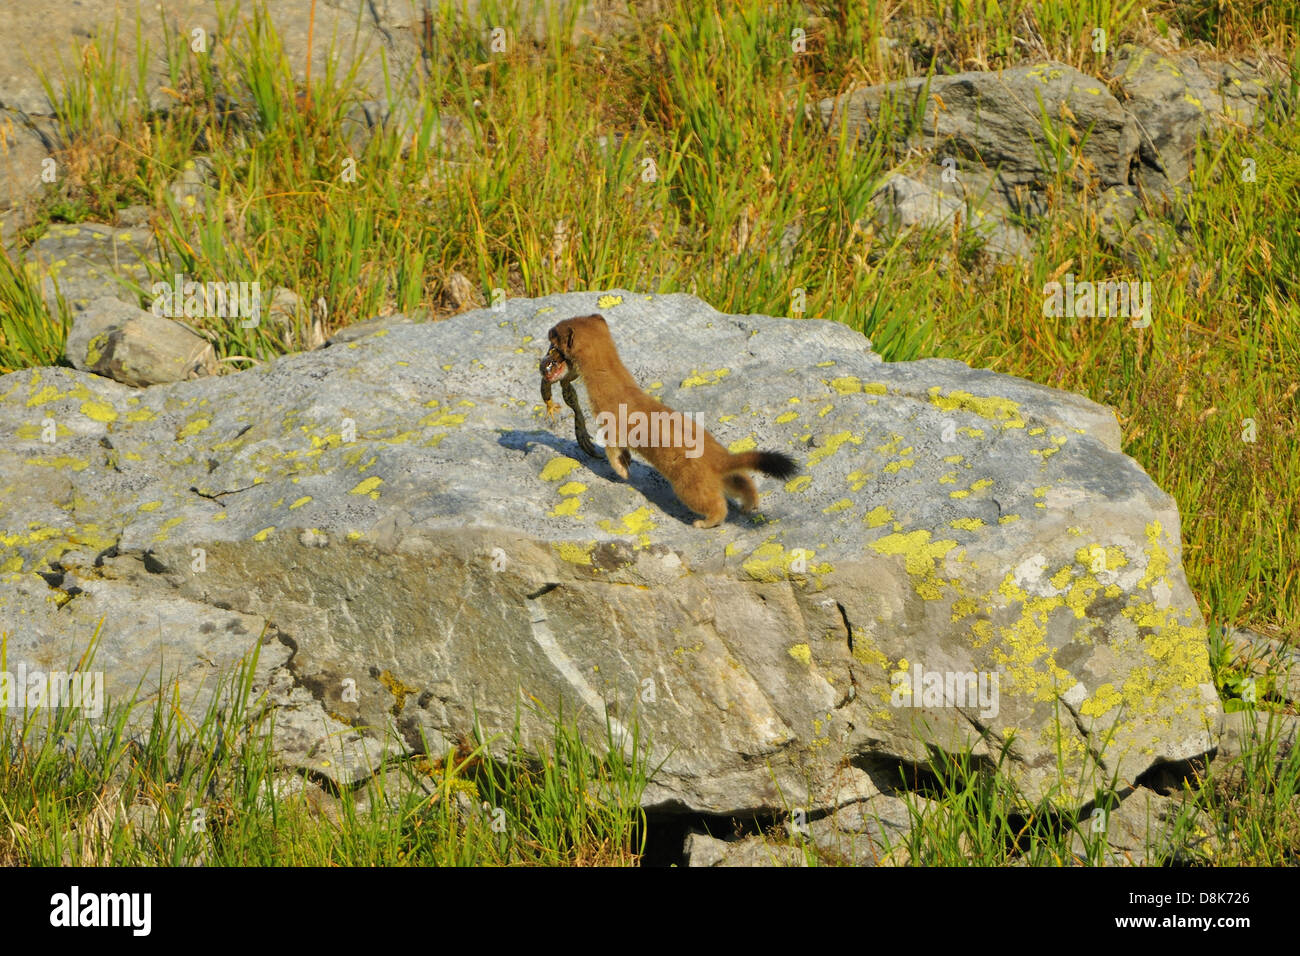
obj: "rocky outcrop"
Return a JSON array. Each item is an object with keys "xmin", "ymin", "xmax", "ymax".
[
  {"xmin": 1109, "ymin": 44, "xmax": 1273, "ymax": 205},
  {"xmin": 0, "ymin": 291, "xmax": 1219, "ymax": 817},
  {"xmin": 822, "ymin": 51, "xmax": 1279, "ymax": 259},
  {"xmin": 823, "ymin": 62, "xmax": 1140, "ymax": 219}
]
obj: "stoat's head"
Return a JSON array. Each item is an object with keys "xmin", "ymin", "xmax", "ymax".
[{"xmin": 541, "ymin": 313, "xmax": 608, "ymax": 382}]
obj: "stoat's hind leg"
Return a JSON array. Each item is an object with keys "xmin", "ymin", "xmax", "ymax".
[
  {"xmin": 724, "ymin": 474, "xmax": 759, "ymax": 513},
  {"xmin": 677, "ymin": 478, "xmax": 728, "ymax": 529}
]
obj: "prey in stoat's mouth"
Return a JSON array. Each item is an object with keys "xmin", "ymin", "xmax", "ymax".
[
  {"xmin": 540, "ymin": 340, "xmax": 600, "ymax": 458},
  {"xmin": 540, "ymin": 313, "xmax": 797, "ymax": 529}
]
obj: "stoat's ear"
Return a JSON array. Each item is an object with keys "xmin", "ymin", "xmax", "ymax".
[
  {"xmin": 592, "ymin": 314, "xmax": 607, "ymax": 325},
  {"xmin": 565, "ymin": 327, "xmax": 575, "ymax": 351}
]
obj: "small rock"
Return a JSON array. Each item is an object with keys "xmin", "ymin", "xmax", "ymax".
[
  {"xmin": 1122, "ymin": 217, "xmax": 1184, "ymax": 262},
  {"xmin": 1096, "ymin": 185, "xmax": 1142, "ymax": 248},
  {"xmin": 445, "ymin": 271, "xmax": 486, "ymax": 310},
  {"xmin": 1133, "ymin": 165, "xmax": 1181, "ymax": 215},
  {"xmin": 342, "ymin": 98, "xmax": 465, "ymax": 158},
  {"xmin": 1213, "ymin": 708, "xmax": 1299, "ymax": 765},
  {"xmin": 303, "ymin": 297, "xmax": 330, "ymax": 349},
  {"xmin": 682, "ymin": 831, "xmax": 807, "ymax": 867},
  {"xmin": 262, "ymin": 680, "xmax": 399, "ymax": 788},
  {"xmin": 1070, "ymin": 788, "xmax": 1206, "ymax": 865},
  {"xmin": 64, "ymin": 297, "xmax": 218, "ymax": 386},
  {"xmin": 351, "ymin": 764, "xmax": 435, "ymax": 816},
  {"xmin": 683, "ymin": 831, "xmax": 728, "ymax": 867},
  {"xmin": 268, "ymin": 286, "xmax": 305, "ymax": 340},
  {"xmin": 807, "ymin": 793, "xmax": 922, "ymax": 865},
  {"xmin": 0, "ymin": 109, "xmax": 59, "ymax": 210},
  {"xmin": 115, "ymin": 205, "xmax": 153, "ymax": 228}
]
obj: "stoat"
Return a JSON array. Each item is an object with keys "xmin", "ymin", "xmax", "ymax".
[{"xmin": 541, "ymin": 314, "xmax": 797, "ymax": 528}]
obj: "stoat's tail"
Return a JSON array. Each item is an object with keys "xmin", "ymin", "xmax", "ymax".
[{"xmin": 727, "ymin": 450, "xmax": 798, "ymax": 479}]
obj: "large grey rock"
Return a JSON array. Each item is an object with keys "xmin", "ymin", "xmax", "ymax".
[
  {"xmin": 65, "ymin": 298, "xmax": 218, "ymax": 386},
  {"xmin": 0, "ymin": 291, "xmax": 1219, "ymax": 815},
  {"xmin": 821, "ymin": 62, "xmax": 1140, "ymax": 214}
]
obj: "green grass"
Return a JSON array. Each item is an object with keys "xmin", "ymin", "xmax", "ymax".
[
  {"xmin": 0, "ymin": 244, "xmax": 67, "ymax": 370},
  {"xmin": 1191, "ymin": 708, "xmax": 1300, "ymax": 864},
  {"xmin": 0, "ymin": 630, "xmax": 653, "ymax": 866},
  {"xmin": 0, "ymin": 0, "xmax": 1297, "ymax": 864}
]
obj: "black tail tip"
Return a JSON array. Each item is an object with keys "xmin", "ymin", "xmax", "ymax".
[{"xmin": 756, "ymin": 451, "xmax": 798, "ymax": 479}]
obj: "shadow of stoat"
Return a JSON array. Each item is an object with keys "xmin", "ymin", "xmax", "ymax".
[{"xmin": 501, "ymin": 430, "xmax": 762, "ymax": 528}]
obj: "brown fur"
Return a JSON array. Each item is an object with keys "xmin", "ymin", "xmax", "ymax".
[{"xmin": 543, "ymin": 314, "xmax": 797, "ymax": 528}]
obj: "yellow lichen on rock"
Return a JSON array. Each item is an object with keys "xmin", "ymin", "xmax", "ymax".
[
  {"xmin": 553, "ymin": 541, "xmax": 595, "ymax": 565},
  {"xmin": 540, "ymin": 457, "xmax": 580, "ymax": 481},
  {"xmin": 741, "ymin": 541, "xmax": 831, "ymax": 581},
  {"xmin": 869, "ymin": 529, "xmax": 958, "ymax": 599},
  {"xmin": 927, "ymin": 387, "xmax": 1025, "ymax": 428},
  {"xmin": 80, "ymin": 400, "xmax": 118, "ymax": 423},
  {"xmin": 681, "ymin": 368, "xmax": 731, "ymax": 387},
  {"xmin": 808, "ymin": 431, "xmax": 862, "ymax": 466}
]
